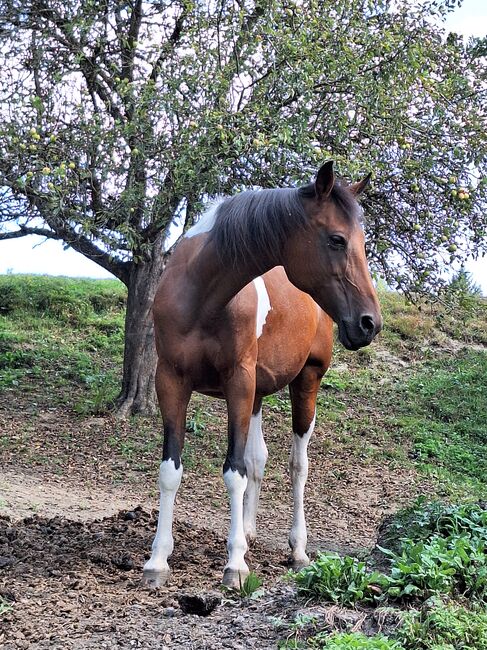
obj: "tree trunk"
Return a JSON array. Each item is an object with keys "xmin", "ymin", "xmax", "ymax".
[{"xmin": 115, "ymin": 252, "xmax": 166, "ymax": 418}]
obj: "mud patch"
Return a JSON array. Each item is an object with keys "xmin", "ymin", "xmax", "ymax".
[{"xmin": 0, "ymin": 508, "xmax": 288, "ymax": 649}]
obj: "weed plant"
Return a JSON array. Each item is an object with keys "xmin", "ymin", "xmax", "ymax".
[
  {"xmin": 293, "ymin": 554, "xmax": 386, "ymax": 606},
  {"xmin": 308, "ymin": 632, "xmax": 403, "ymax": 649},
  {"xmin": 397, "ymin": 599, "xmax": 487, "ymax": 650},
  {"xmin": 289, "ymin": 500, "xmax": 487, "ymax": 648}
]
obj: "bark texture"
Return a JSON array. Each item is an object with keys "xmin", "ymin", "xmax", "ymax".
[{"xmin": 115, "ymin": 253, "xmax": 166, "ymax": 418}]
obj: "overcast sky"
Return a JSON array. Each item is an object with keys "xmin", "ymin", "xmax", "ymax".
[{"xmin": 0, "ymin": 0, "xmax": 486, "ymax": 292}]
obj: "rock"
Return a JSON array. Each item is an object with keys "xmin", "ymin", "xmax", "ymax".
[
  {"xmin": 162, "ymin": 607, "xmax": 178, "ymax": 617},
  {"xmin": 177, "ymin": 592, "xmax": 221, "ymax": 616},
  {"xmin": 112, "ymin": 554, "xmax": 134, "ymax": 571}
]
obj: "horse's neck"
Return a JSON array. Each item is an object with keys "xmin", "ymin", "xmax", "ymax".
[{"xmin": 186, "ymin": 236, "xmax": 273, "ymax": 320}]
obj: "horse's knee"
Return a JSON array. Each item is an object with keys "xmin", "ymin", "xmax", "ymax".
[
  {"xmin": 159, "ymin": 458, "xmax": 183, "ymax": 491},
  {"xmin": 245, "ymin": 450, "xmax": 268, "ymax": 481},
  {"xmin": 289, "ymin": 453, "xmax": 308, "ymax": 479}
]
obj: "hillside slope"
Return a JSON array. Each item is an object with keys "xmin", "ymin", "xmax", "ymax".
[{"xmin": 0, "ymin": 274, "xmax": 486, "ymax": 649}]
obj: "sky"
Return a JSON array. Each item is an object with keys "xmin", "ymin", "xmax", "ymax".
[{"xmin": 0, "ymin": 0, "xmax": 486, "ymax": 291}]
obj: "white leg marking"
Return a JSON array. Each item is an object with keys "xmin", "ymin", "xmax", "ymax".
[
  {"xmin": 185, "ymin": 200, "xmax": 223, "ymax": 238},
  {"xmin": 289, "ymin": 413, "xmax": 316, "ymax": 566},
  {"xmin": 143, "ymin": 459, "xmax": 183, "ymax": 576},
  {"xmin": 253, "ymin": 276, "xmax": 271, "ymax": 338},
  {"xmin": 243, "ymin": 408, "xmax": 268, "ymax": 541},
  {"xmin": 224, "ymin": 469, "xmax": 249, "ymax": 575}
]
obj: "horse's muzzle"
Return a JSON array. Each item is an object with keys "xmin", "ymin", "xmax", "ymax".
[{"xmin": 338, "ymin": 315, "xmax": 381, "ymax": 350}]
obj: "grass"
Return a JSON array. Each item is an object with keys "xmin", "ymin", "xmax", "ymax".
[
  {"xmin": 378, "ymin": 290, "xmax": 487, "ymax": 349},
  {"xmin": 0, "ymin": 275, "xmax": 126, "ymax": 412},
  {"xmin": 314, "ymin": 347, "xmax": 487, "ymax": 499},
  {"xmin": 0, "ymin": 596, "xmax": 12, "ymax": 617},
  {"xmin": 392, "ymin": 351, "xmax": 487, "ymax": 488},
  {"xmin": 398, "ymin": 599, "xmax": 487, "ymax": 650}
]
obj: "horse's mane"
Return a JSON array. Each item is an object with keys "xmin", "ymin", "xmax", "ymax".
[{"xmin": 208, "ymin": 181, "xmax": 359, "ymax": 269}]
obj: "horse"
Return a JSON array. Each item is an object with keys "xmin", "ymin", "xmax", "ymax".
[{"xmin": 143, "ymin": 161, "xmax": 382, "ymax": 589}]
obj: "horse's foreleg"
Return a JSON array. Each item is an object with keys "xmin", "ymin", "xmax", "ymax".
[
  {"xmin": 243, "ymin": 401, "xmax": 268, "ymax": 542},
  {"xmin": 222, "ymin": 367, "xmax": 256, "ymax": 589},
  {"xmin": 143, "ymin": 364, "xmax": 190, "ymax": 588},
  {"xmin": 288, "ymin": 368, "xmax": 321, "ymax": 570}
]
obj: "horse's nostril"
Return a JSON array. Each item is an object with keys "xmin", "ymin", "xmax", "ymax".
[{"xmin": 360, "ymin": 314, "xmax": 375, "ymax": 335}]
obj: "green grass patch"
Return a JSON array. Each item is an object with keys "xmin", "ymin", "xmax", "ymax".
[
  {"xmin": 0, "ymin": 274, "xmax": 126, "ymax": 322},
  {"xmin": 392, "ymin": 351, "xmax": 487, "ymax": 490},
  {"xmin": 0, "ymin": 275, "xmax": 125, "ymax": 412},
  {"xmin": 309, "ymin": 632, "xmax": 403, "ymax": 649},
  {"xmin": 286, "ymin": 500, "xmax": 487, "ymax": 648},
  {"xmin": 317, "ymin": 344, "xmax": 487, "ymax": 499},
  {"xmin": 291, "ymin": 500, "xmax": 487, "ymax": 605},
  {"xmin": 294, "ymin": 501, "xmax": 487, "ymax": 605},
  {"xmin": 380, "ymin": 498, "xmax": 487, "ymax": 552}
]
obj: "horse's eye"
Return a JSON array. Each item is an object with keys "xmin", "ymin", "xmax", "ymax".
[{"xmin": 328, "ymin": 234, "xmax": 347, "ymax": 249}]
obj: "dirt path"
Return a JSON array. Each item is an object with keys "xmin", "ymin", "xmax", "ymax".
[
  {"xmin": 0, "ymin": 455, "xmax": 419, "ymax": 649},
  {"xmin": 0, "ymin": 470, "xmax": 142, "ymax": 522},
  {"xmin": 0, "ymin": 386, "xmax": 423, "ymax": 649}
]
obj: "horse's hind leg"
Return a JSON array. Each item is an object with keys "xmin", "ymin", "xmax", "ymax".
[
  {"xmin": 143, "ymin": 362, "xmax": 191, "ymax": 588},
  {"xmin": 288, "ymin": 366, "xmax": 321, "ymax": 570},
  {"xmin": 243, "ymin": 398, "xmax": 268, "ymax": 542}
]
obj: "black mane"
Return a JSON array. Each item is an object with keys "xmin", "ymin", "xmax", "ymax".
[{"xmin": 209, "ymin": 181, "xmax": 360, "ymax": 269}]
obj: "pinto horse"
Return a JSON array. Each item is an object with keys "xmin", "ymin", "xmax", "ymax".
[{"xmin": 143, "ymin": 161, "xmax": 382, "ymax": 589}]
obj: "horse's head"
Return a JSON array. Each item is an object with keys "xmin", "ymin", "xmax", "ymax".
[{"xmin": 283, "ymin": 161, "xmax": 382, "ymax": 350}]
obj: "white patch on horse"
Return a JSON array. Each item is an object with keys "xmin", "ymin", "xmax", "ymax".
[
  {"xmin": 185, "ymin": 200, "xmax": 222, "ymax": 238},
  {"xmin": 223, "ymin": 469, "xmax": 249, "ymax": 575},
  {"xmin": 143, "ymin": 459, "xmax": 182, "ymax": 578},
  {"xmin": 253, "ymin": 276, "xmax": 271, "ymax": 338},
  {"xmin": 243, "ymin": 408, "xmax": 268, "ymax": 540},
  {"xmin": 289, "ymin": 412, "xmax": 316, "ymax": 566}
]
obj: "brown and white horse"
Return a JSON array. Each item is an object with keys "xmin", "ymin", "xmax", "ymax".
[{"xmin": 143, "ymin": 161, "xmax": 382, "ymax": 589}]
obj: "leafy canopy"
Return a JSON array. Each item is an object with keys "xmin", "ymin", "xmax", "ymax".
[{"xmin": 0, "ymin": 0, "xmax": 485, "ymax": 292}]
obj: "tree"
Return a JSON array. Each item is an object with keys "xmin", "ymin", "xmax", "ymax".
[
  {"xmin": 0, "ymin": 0, "xmax": 486, "ymax": 415},
  {"xmin": 446, "ymin": 266, "xmax": 483, "ymax": 312}
]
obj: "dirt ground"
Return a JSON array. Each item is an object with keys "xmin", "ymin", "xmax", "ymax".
[{"xmin": 0, "ymin": 388, "xmax": 420, "ymax": 649}]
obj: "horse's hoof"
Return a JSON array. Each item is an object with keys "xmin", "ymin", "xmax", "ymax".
[
  {"xmin": 142, "ymin": 568, "xmax": 170, "ymax": 589},
  {"xmin": 290, "ymin": 557, "xmax": 310, "ymax": 572},
  {"xmin": 222, "ymin": 568, "xmax": 249, "ymax": 590}
]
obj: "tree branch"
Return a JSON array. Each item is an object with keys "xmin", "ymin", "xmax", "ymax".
[
  {"xmin": 121, "ymin": 0, "xmax": 143, "ymax": 82},
  {"xmin": 32, "ymin": 0, "xmax": 125, "ymax": 123},
  {"xmin": 149, "ymin": 8, "xmax": 187, "ymax": 82},
  {"xmin": 20, "ymin": 188, "xmax": 131, "ymax": 283}
]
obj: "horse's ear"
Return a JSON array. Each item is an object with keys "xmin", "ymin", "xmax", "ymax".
[
  {"xmin": 315, "ymin": 161, "xmax": 335, "ymax": 200},
  {"xmin": 349, "ymin": 173, "xmax": 372, "ymax": 197}
]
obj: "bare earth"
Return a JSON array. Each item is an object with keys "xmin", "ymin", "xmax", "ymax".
[{"xmin": 0, "ymin": 385, "xmax": 421, "ymax": 649}]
